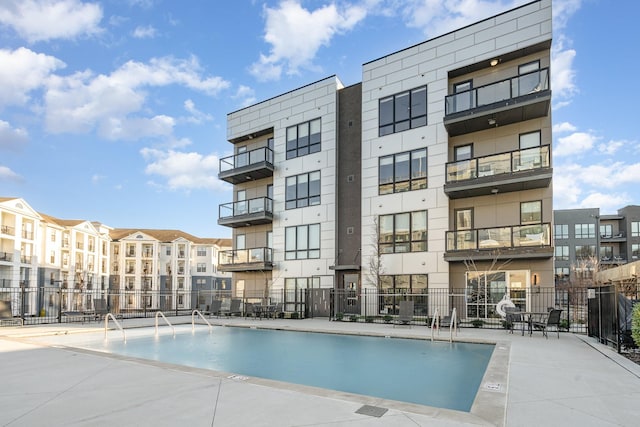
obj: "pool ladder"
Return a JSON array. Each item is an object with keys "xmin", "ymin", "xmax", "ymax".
[
  {"xmin": 192, "ymin": 309, "xmax": 213, "ymax": 333},
  {"xmin": 430, "ymin": 308, "xmax": 457, "ymax": 343},
  {"xmin": 104, "ymin": 313, "xmax": 126, "ymax": 343},
  {"xmin": 155, "ymin": 311, "xmax": 175, "ymax": 337}
]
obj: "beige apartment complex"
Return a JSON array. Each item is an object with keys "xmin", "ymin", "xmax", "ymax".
[{"xmin": 219, "ymin": 0, "xmax": 554, "ymax": 318}]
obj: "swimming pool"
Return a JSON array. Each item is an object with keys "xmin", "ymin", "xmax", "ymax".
[{"xmin": 73, "ymin": 326, "xmax": 494, "ymax": 412}]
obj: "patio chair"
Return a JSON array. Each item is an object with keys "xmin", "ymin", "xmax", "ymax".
[
  {"xmin": 504, "ymin": 307, "xmax": 524, "ymax": 334},
  {"xmin": 268, "ymin": 303, "xmax": 283, "ymax": 319},
  {"xmin": 93, "ymin": 299, "xmax": 108, "ymax": 321},
  {"xmin": 393, "ymin": 300, "xmax": 414, "ymax": 328},
  {"xmin": 532, "ymin": 308, "xmax": 563, "ymax": 339},
  {"xmin": 210, "ymin": 299, "xmax": 222, "ymax": 318},
  {"xmin": 440, "ymin": 312, "xmax": 460, "ymax": 331},
  {"xmin": 227, "ymin": 298, "xmax": 242, "ymax": 317}
]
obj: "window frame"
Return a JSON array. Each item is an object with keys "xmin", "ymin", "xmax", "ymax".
[
  {"xmin": 378, "ymin": 148, "xmax": 427, "ymax": 195},
  {"xmin": 575, "ymin": 223, "xmax": 596, "ymax": 239},
  {"xmin": 286, "ymin": 170, "xmax": 321, "ymax": 209},
  {"xmin": 285, "ymin": 224, "xmax": 320, "ymax": 260},
  {"xmin": 520, "ymin": 200, "xmax": 542, "ymax": 225},
  {"xmin": 286, "ymin": 118, "xmax": 321, "ymax": 160},
  {"xmin": 379, "ymin": 210, "xmax": 428, "ymax": 254},
  {"xmin": 554, "ymin": 224, "xmax": 569, "ymax": 239},
  {"xmin": 378, "ymin": 86, "xmax": 427, "ymax": 136}
]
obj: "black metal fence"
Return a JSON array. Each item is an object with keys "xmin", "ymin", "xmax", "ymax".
[{"xmin": 587, "ymin": 284, "xmax": 639, "ymax": 352}]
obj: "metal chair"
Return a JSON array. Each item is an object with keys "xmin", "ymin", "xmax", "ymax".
[{"xmin": 532, "ymin": 308, "xmax": 563, "ymax": 338}]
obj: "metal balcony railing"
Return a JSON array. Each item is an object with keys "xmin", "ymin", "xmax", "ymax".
[
  {"xmin": 1, "ymin": 225, "xmax": 15, "ymax": 236},
  {"xmin": 445, "ymin": 68, "xmax": 549, "ymax": 115},
  {"xmin": 219, "ymin": 147, "xmax": 274, "ymax": 173},
  {"xmin": 218, "ymin": 197, "xmax": 273, "ymax": 220},
  {"xmin": 446, "ymin": 223, "xmax": 551, "ymax": 251},
  {"xmin": 219, "ymin": 247, "xmax": 273, "ymax": 266},
  {"xmin": 446, "ymin": 145, "xmax": 550, "ymax": 183}
]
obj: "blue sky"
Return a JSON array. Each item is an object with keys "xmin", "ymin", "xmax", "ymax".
[{"xmin": 1, "ymin": 0, "xmax": 638, "ymax": 238}]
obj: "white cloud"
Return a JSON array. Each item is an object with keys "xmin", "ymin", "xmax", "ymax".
[
  {"xmin": 551, "ymin": 42, "xmax": 577, "ymax": 102},
  {"xmin": 0, "ymin": 0, "xmax": 103, "ymax": 43},
  {"xmin": 183, "ymin": 99, "xmax": 213, "ymax": 124},
  {"xmin": 598, "ymin": 139, "xmax": 627, "ymax": 156},
  {"xmin": 0, "ymin": 165, "xmax": 22, "ymax": 181},
  {"xmin": 132, "ymin": 25, "xmax": 157, "ymax": 39},
  {"xmin": 0, "ymin": 47, "xmax": 65, "ymax": 109},
  {"xmin": 43, "ymin": 56, "xmax": 230, "ymax": 139},
  {"xmin": 554, "ymin": 131, "xmax": 597, "ymax": 157},
  {"xmin": 579, "ymin": 192, "xmax": 630, "ymax": 213},
  {"xmin": 0, "ymin": 120, "xmax": 29, "ymax": 149},
  {"xmin": 552, "ymin": 122, "xmax": 577, "ymax": 133},
  {"xmin": 251, "ymin": 0, "xmax": 367, "ymax": 80},
  {"xmin": 141, "ymin": 148, "xmax": 228, "ymax": 191}
]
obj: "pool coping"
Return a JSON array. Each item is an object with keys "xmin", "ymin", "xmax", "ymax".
[{"xmin": 8, "ymin": 320, "xmax": 509, "ymax": 426}]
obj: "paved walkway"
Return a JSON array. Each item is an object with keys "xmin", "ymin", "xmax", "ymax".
[{"xmin": 1, "ymin": 317, "xmax": 639, "ymax": 426}]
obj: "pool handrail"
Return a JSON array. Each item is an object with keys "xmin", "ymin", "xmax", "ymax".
[
  {"xmin": 104, "ymin": 313, "xmax": 126, "ymax": 343},
  {"xmin": 192, "ymin": 309, "xmax": 213, "ymax": 333},
  {"xmin": 449, "ymin": 308, "xmax": 458, "ymax": 343},
  {"xmin": 430, "ymin": 308, "xmax": 439, "ymax": 341},
  {"xmin": 155, "ymin": 311, "xmax": 175, "ymax": 337}
]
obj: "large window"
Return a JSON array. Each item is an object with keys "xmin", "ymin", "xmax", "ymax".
[
  {"xmin": 575, "ymin": 245, "xmax": 596, "ymax": 259},
  {"xmin": 286, "ymin": 171, "xmax": 320, "ymax": 209},
  {"xmin": 379, "ymin": 148, "xmax": 427, "ymax": 194},
  {"xmin": 575, "ymin": 223, "xmax": 595, "ymax": 239},
  {"xmin": 379, "ymin": 86, "xmax": 427, "ymax": 136},
  {"xmin": 632, "ymin": 244, "xmax": 639, "ymax": 260},
  {"xmin": 599, "ymin": 224, "xmax": 613, "ymax": 238},
  {"xmin": 632, "ymin": 221, "xmax": 640, "ymax": 237},
  {"xmin": 554, "ymin": 245, "xmax": 569, "ymax": 261},
  {"xmin": 379, "ymin": 274, "xmax": 428, "ymax": 315},
  {"xmin": 555, "ymin": 267, "xmax": 570, "ymax": 285},
  {"xmin": 379, "ymin": 211, "xmax": 427, "ymax": 254},
  {"xmin": 554, "ymin": 224, "xmax": 569, "ymax": 239},
  {"xmin": 520, "ymin": 201, "xmax": 541, "ymax": 224},
  {"xmin": 285, "ymin": 224, "xmax": 320, "ymax": 260},
  {"xmin": 286, "ymin": 118, "xmax": 321, "ymax": 159}
]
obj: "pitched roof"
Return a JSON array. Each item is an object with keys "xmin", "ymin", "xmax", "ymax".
[{"xmin": 110, "ymin": 228, "xmax": 229, "ymax": 245}]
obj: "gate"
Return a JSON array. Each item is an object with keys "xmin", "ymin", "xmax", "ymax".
[{"xmin": 307, "ymin": 289, "xmax": 331, "ymax": 317}]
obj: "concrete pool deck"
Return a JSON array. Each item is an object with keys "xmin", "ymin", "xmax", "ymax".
[{"xmin": 1, "ymin": 317, "xmax": 639, "ymax": 426}]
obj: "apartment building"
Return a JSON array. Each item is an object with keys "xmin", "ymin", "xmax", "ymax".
[
  {"xmin": 219, "ymin": 0, "xmax": 554, "ymax": 318},
  {"xmin": 1, "ymin": 197, "xmax": 230, "ymax": 315},
  {"xmin": 554, "ymin": 206, "xmax": 640, "ymax": 285},
  {"xmin": 109, "ymin": 229, "xmax": 231, "ymax": 311}
]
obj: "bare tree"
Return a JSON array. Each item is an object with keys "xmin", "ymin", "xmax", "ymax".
[{"xmin": 365, "ymin": 216, "xmax": 385, "ymax": 289}]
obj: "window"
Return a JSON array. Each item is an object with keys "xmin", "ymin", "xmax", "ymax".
[
  {"xmin": 455, "ymin": 208, "xmax": 473, "ymax": 230},
  {"xmin": 600, "ymin": 224, "xmax": 613, "ymax": 238},
  {"xmin": 236, "ymin": 234, "xmax": 245, "ymax": 250},
  {"xmin": 521, "ymin": 201, "xmax": 541, "ymax": 224},
  {"xmin": 379, "ymin": 211, "xmax": 427, "ymax": 254},
  {"xmin": 455, "ymin": 144, "xmax": 472, "ymax": 161},
  {"xmin": 286, "ymin": 171, "xmax": 320, "ymax": 209},
  {"xmin": 631, "ymin": 244, "xmax": 640, "ymax": 260},
  {"xmin": 554, "ymin": 246, "xmax": 569, "ymax": 261},
  {"xmin": 50, "ymin": 231, "xmax": 56, "ymax": 242},
  {"xmin": 286, "ymin": 118, "xmax": 321, "ymax": 159},
  {"xmin": 575, "ymin": 245, "xmax": 596, "ymax": 259},
  {"xmin": 554, "ymin": 224, "xmax": 569, "ymax": 239},
  {"xmin": 379, "ymin": 148, "xmax": 427, "ymax": 194},
  {"xmin": 519, "ymin": 131, "xmax": 541, "ymax": 149},
  {"xmin": 575, "ymin": 224, "xmax": 596, "ymax": 239},
  {"xmin": 285, "ymin": 224, "xmax": 320, "ymax": 260},
  {"xmin": 555, "ymin": 267, "xmax": 570, "ymax": 284},
  {"xmin": 518, "ymin": 60, "xmax": 541, "ymax": 95},
  {"xmin": 197, "ymin": 263, "xmax": 206, "ymax": 273},
  {"xmin": 379, "ymin": 86, "xmax": 427, "ymax": 136},
  {"xmin": 632, "ymin": 222, "xmax": 640, "ymax": 237},
  {"xmin": 380, "ymin": 275, "xmax": 428, "ymax": 315},
  {"xmin": 197, "ymin": 247, "xmax": 207, "ymax": 256}
]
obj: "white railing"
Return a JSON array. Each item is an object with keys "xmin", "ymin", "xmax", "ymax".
[
  {"xmin": 104, "ymin": 313, "xmax": 126, "ymax": 342},
  {"xmin": 191, "ymin": 309, "xmax": 212, "ymax": 333},
  {"xmin": 155, "ymin": 311, "xmax": 175, "ymax": 337}
]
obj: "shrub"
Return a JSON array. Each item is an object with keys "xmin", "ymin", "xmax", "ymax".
[
  {"xmin": 335, "ymin": 312, "xmax": 344, "ymax": 321},
  {"xmin": 365, "ymin": 316, "xmax": 374, "ymax": 323},
  {"xmin": 383, "ymin": 315, "xmax": 393, "ymax": 323},
  {"xmin": 632, "ymin": 303, "xmax": 640, "ymax": 348},
  {"xmin": 290, "ymin": 312, "xmax": 299, "ymax": 319},
  {"xmin": 349, "ymin": 315, "xmax": 358, "ymax": 322},
  {"xmin": 471, "ymin": 319, "xmax": 484, "ymax": 328}
]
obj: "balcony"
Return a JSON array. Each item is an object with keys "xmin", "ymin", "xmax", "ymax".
[
  {"xmin": 0, "ymin": 251, "xmax": 13, "ymax": 262},
  {"xmin": 444, "ymin": 68, "xmax": 550, "ymax": 136},
  {"xmin": 444, "ymin": 223, "xmax": 553, "ymax": 262},
  {"xmin": 444, "ymin": 146, "xmax": 551, "ymax": 199},
  {"xmin": 219, "ymin": 147, "xmax": 274, "ymax": 184},
  {"xmin": 218, "ymin": 197, "xmax": 273, "ymax": 228},
  {"xmin": 1, "ymin": 225, "xmax": 15, "ymax": 236},
  {"xmin": 218, "ymin": 247, "xmax": 273, "ymax": 272}
]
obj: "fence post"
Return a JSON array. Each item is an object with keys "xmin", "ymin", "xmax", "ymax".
[{"xmin": 20, "ymin": 283, "xmax": 25, "ymax": 322}]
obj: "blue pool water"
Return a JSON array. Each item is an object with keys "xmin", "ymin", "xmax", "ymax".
[{"xmin": 82, "ymin": 327, "xmax": 494, "ymax": 412}]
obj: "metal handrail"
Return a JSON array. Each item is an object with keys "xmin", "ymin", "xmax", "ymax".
[
  {"xmin": 191, "ymin": 309, "xmax": 212, "ymax": 333},
  {"xmin": 449, "ymin": 308, "xmax": 458, "ymax": 343},
  {"xmin": 104, "ymin": 313, "xmax": 126, "ymax": 342},
  {"xmin": 430, "ymin": 308, "xmax": 439, "ymax": 342},
  {"xmin": 155, "ymin": 311, "xmax": 175, "ymax": 337}
]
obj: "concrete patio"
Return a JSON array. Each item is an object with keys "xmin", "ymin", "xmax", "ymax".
[{"xmin": 1, "ymin": 317, "xmax": 639, "ymax": 426}]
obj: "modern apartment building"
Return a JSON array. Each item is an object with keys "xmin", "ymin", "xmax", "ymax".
[
  {"xmin": 219, "ymin": 0, "xmax": 554, "ymax": 318},
  {"xmin": 554, "ymin": 206, "xmax": 640, "ymax": 285}
]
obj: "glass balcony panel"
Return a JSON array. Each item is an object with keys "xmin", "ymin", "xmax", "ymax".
[
  {"xmin": 478, "ymin": 227, "xmax": 511, "ymax": 249},
  {"xmin": 447, "ymin": 159, "xmax": 477, "ymax": 182},
  {"xmin": 476, "ymin": 80, "xmax": 511, "ymax": 107},
  {"xmin": 446, "ymin": 230, "xmax": 477, "ymax": 251},
  {"xmin": 477, "ymin": 153, "xmax": 510, "ymax": 177},
  {"xmin": 513, "ymin": 223, "xmax": 550, "ymax": 247},
  {"xmin": 512, "ymin": 145, "xmax": 549, "ymax": 171}
]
